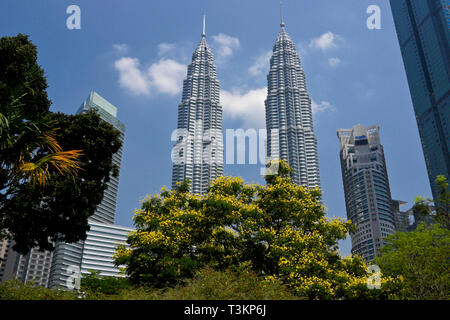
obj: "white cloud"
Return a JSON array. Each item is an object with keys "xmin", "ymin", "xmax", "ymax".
[
  {"xmin": 211, "ymin": 33, "xmax": 240, "ymax": 62},
  {"xmin": 112, "ymin": 43, "xmax": 129, "ymax": 54},
  {"xmin": 296, "ymin": 43, "xmax": 308, "ymax": 56},
  {"xmin": 148, "ymin": 58, "xmax": 187, "ymax": 96},
  {"xmin": 114, "ymin": 57, "xmax": 151, "ymax": 96},
  {"xmin": 311, "ymin": 100, "xmax": 333, "ymax": 115},
  {"xmin": 157, "ymin": 43, "xmax": 176, "ymax": 56},
  {"xmin": 328, "ymin": 57, "xmax": 341, "ymax": 67},
  {"xmin": 309, "ymin": 32, "xmax": 342, "ymax": 51},
  {"xmin": 220, "ymin": 87, "xmax": 267, "ymax": 128},
  {"xmin": 114, "ymin": 57, "xmax": 186, "ymax": 97},
  {"xmin": 220, "ymin": 89, "xmax": 334, "ymax": 127},
  {"xmin": 248, "ymin": 51, "xmax": 272, "ymax": 76}
]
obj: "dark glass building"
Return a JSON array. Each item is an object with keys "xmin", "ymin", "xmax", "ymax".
[
  {"xmin": 390, "ymin": 0, "xmax": 450, "ymax": 202},
  {"xmin": 337, "ymin": 125, "xmax": 396, "ymax": 262}
]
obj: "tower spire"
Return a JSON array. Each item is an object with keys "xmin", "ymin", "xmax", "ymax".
[
  {"xmin": 202, "ymin": 14, "xmax": 206, "ymax": 37},
  {"xmin": 280, "ymin": 2, "xmax": 285, "ymax": 28}
]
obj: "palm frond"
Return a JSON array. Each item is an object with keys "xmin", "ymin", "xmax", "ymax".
[{"xmin": 17, "ymin": 149, "xmax": 83, "ymax": 186}]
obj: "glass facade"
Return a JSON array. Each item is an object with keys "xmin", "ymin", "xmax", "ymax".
[
  {"xmin": 49, "ymin": 92, "xmax": 127, "ymax": 289},
  {"xmin": 390, "ymin": 0, "xmax": 450, "ymax": 203},
  {"xmin": 77, "ymin": 91, "xmax": 125, "ymax": 224},
  {"xmin": 337, "ymin": 125, "xmax": 396, "ymax": 262},
  {"xmin": 49, "ymin": 221, "xmax": 133, "ymax": 289},
  {"xmin": 80, "ymin": 222, "xmax": 132, "ymax": 278}
]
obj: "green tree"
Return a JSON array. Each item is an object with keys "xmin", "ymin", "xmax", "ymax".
[
  {"xmin": 375, "ymin": 223, "xmax": 450, "ymax": 299},
  {"xmin": 115, "ymin": 160, "xmax": 400, "ymax": 299},
  {"xmin": 2, "ymin": 110, "xmax": 122, "ymax": 253},
  {"xmin": 80, "ymin": 270, "xmax": 132, "ymax": 296},
  {"xmin": 0, "ymin": 34, "xmax": 122, "ymax": 253},
  {"xmin": 413, "ymin": 175, "xmax": 450, "ymax": 229},
  {"xmin": 0, "ymin": 34, "xmax": 82, "ymax": 190}
]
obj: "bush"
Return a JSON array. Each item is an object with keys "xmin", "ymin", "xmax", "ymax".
[
  {"xmin": 82, "ymin": 267, "xmax": 300, "ymax": 300},
  {"xmin": 81, "ymin": 270, "xmax": 133, "ymax": 296},
  {"xmin": 0, "ymin": 279, "xmax": 77, "ymax": 300},
  {"xmin": 0, "ymin": 267, "xmax": 300, "ymax": 300},
  {"xmin": 158, "ymin": 267, "xmax": 300, "ymax": 300}
]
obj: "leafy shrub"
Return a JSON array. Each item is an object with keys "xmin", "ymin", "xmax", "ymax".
[
  {"xmin": 0, "ymin": 279, "xmax": 77, "ymax": 300},
  {"xmin": 0, "ymin": 267, "xmax": 299, "ymax": 300},
  {"xmin": 158, "ymin": 266, "xmax": 299, "ymax": 300},
  {"xmin": 81, "ymin": 270, "xmax": 133, "ymax": 296}
]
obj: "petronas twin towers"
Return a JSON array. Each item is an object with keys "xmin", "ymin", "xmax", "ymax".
[
  {"xmin": 171, "ymin": 17, "xmax": 224, "ymax": 194},
  {"xmin": 172, "ymin": 14, "xmax": 320, "ymax": 193},
  {"xmin": 266, "ymin": 19, "xmax": 320, "ymax": 188}
]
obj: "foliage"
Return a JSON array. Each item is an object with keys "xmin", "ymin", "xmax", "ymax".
[
  {"xmin": 2, "ymin": 110, "xmax": 122, "ymax": 253},
  {"xmin": 0, "ymin": 34, "xmax": 82, "ymax": 190},
  {"xmin": 149, "ymin": 266, "xmax": 299, "ymax": 300},
  {"xmin": 0, "ymin": 34, "xmax": 122, "ymax": 253},
  {"xmin": 413, "ymin": 175, "xmax": 450, "ymax": 229},
  {"xmin": 80, "ymin": 270, "xmax": 132, "ymax": 295},
  {"xmin": 115, "ymin": 160, "xmax": 401, "ymax": 299},
  {"xmin": 0, "ymin": 267, "xmax": 298, "ymax": 300},
  {"xmin": 0, "ymin": 279, "xmax": 78, "ymax": 300},
  {"xmin": 375, "ymin": 223, "xmax": 450, "ymax": 300}
]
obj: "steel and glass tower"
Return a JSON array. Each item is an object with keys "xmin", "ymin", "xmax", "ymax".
[
  {"xmin": 390, "ymin": 0, "xmax": 450, "ymax": 203},
  {"xmin": 49, "ymin": 92, "xmax": 126, "ymax": 289},
  {"xmin": 265, "ymin": 14, "xmax": 320, "ymax": 188},
  {"xmin": 337, "ymin": 125, "xmax": 396, "ymax": 262},
  {"xmin": 171, "ymin": 17, "xmax": 224, "ymax": 194},
  {"xmin": 77, "ymin": 91, "xmax": 125, "ymax": 224}
]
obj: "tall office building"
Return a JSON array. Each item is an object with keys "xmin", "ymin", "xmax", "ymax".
[
  {"xmin": 77, "ymin": 91, "xmax": 126, "ymax": 224},
  {"xmin": 0, "ymin": 239, "xmax": 17, "ymax": 283},
  {"xmin": 441, "ymin": 0, "xmax": 450, "ymax": 27},
  {"xmin": 390, "ymin": 0, "xmax": 450, "ymax": 203},
  {"xmin": 171, "ymin": 17, "xmax": 224, "ymax": 194},
  {"xmin": 1, "ymin": 92, "xmax": 128, "ymax": 289},
  {"xmin": 0, "ymin": 239, "xmax": 53, "ymax": 287},
  {"xmin": 337, "ymin": 125, "xmax": 396, "ymax": 262},
  {"xmin": 392, "ymin": 199, "xmax": 412, "ymax": 232},
  {"xmin": 49, "ymin": 92, "xmax": 127, "ymax": 289},
  {"xmin": 265, "ymin": 14, "xmax": 320, "ymax": 187},
  {"xmin": 49, "ymin": 221, "xmax": 132, "ymax": 289}
]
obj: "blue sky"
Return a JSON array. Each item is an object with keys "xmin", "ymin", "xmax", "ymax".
[{"xmin": 1, "ymin": 0, "xmax": 432, "ymax": 255}]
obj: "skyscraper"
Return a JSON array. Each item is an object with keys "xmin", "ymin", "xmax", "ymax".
[
  {"xmin": 171, "ymin": 17, "xmax": 224, "ymax": 194},
  {"xmin": 0, "ymin": 239, "xmax": 53, "ymax": 287},
  {"xmin": 265, "ymin": 14, "xmax": 320, "ymax": 188},
  {"xmin": 77, "ymin": 91, "xmax": 126, "ymax": 224},
  {"xmin": 49, "ymin": 220, "xmax": 132, "ymax": 289},
  {"xmin": 390, "ymin": 0, "xmax": 450, "ymax": 203},
  {"xmin": 1, "ymin": 92, "xmax": 127, "ymax": 288},
  {"xmin": 49, "ymin": 92, "xmax": 127, "ymax": 289},
  {"xmin": 337, "ymin": 124, "xmax": 396, "ymax": 262},
  {"xmin": 392, "ymin": 199, "xmax": 412, "ymax": 232}
]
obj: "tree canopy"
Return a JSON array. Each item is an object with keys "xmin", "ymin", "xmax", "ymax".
[
  {"xmin": 413, "ymin": 175, "xmax": 450, "ymax": 229},
  {"xmin": 375, "ymin": 223, "xmax": 450, "ymax": 299},
  {"xmin": 0, "ymin": 34, "xmax": 122, "ymax": 254},
  {"xmin": 115, "ymin": 160, "xmax": 401, "ymax": 299}
]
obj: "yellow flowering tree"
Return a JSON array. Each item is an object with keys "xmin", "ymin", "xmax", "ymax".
[{"xmin": 115, "ymin": 160, "xmax": 401, "ymax": 299}]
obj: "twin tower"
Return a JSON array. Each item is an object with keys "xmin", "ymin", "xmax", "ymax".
[{"xmin": 172, "ymin": 16, "xmax": 320, "ymax": 193}]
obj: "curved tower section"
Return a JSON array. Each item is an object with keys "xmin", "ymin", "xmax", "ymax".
[
  {"xmin": 265, "ymin": 20, "xmax": 320, "ymax": 188},
  {"xmin": 171, "ymin": 18, "xmax": 224, "ymax": 194}
]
